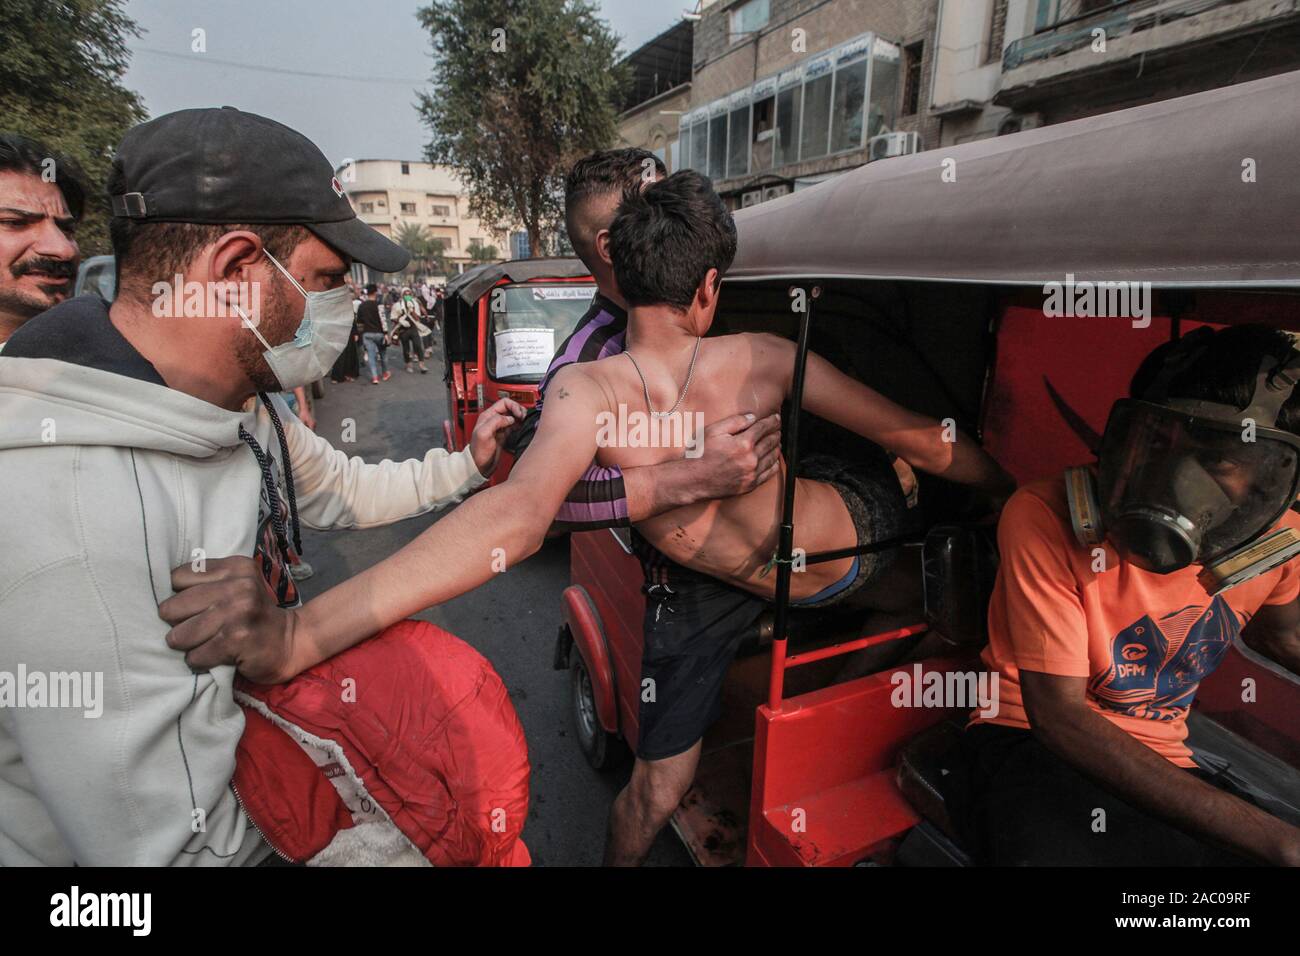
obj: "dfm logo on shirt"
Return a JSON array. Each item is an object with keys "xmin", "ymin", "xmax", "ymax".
[
  {"xmin": 1090, "ymin": 597, "xmax": 1237, "ymax": 720},
  {"xmin": 1120, "ymin": 643, "xmax": 1149, "ymax": 663}
]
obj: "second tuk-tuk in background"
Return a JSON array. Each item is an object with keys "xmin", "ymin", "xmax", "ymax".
[{"xmin": 441, "ymin": 257, "xmax": 595, "ymax": 485}]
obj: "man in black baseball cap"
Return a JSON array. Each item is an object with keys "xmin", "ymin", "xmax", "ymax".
[
  {"xmin": 109, "ymin": 106, "xmax": 408, "ymax": 274},
  {"xmin": 88, "ymin": 106, "xmax": 412, "ymax": 401},
  {"xmin": 0, "ymin": 108, "xmax": 527, "ymax": 866}
]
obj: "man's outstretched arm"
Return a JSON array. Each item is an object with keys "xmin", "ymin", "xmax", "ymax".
[
  {"xmin": 160, "ymin": 366, "xmax": 608, "ymax": 683},
  {"xmin": 788, "ymin": 337, "xmax": 1014, "ymax": 498},
  {"xmin": 279, "ymin": 396, "xmax": 523, "ymax": 531}
]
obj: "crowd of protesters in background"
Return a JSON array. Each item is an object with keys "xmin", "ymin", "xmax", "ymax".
[{"xmin": 332, "ymin": 277, "xmax": 445, "ymax": 384}]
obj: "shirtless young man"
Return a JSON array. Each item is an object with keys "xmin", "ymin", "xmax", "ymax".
[
  {"xmin": 163, "ymin": 170, "xmax": 1014, "ymax": 865},
  {"xmin": 549, "ymin": 171, "xmax": 1012, "ymax": 599},
  {"xmin": 531, "ymin": 171, "xmax": 1014, "ymax": 861}
]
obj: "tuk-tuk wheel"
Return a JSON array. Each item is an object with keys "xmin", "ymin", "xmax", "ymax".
[{"xmin": 570, "ymin": 648, "xmax": 629, "ymax": 771}]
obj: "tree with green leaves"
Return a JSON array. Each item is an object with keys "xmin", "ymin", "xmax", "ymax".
[
  {"xmin": 395, "ymin": 221, "xmax": 453, "ymax": 278},
  {"xmin": 0, "ymin": 0, "xmax": 147, "ymax": 256},
  {"xmin": 395, "ymin": 220, "xmax": 431, "ymax": 273},
  {"xmin": 465, "ymin": 238, "xmax": 499, "ymax": 264},
  {"xmin": 416, "ymin": 0, "xmax": 626, "ymax": 257},
  {"xmin": 427, "ymin": 237, "xmax": 451, "ymax": 277}
]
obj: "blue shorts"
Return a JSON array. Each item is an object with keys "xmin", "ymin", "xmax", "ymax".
[
  {"xmin": 792, "ymin": 555, "xmax": 860, "ymax": 606},
  {"xmin": 780, "ymin": 451, "xmax": 906, "ymax": 609}
]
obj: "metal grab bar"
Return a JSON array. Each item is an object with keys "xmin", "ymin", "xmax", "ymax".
[
  {"xmin": 768, "ymin": 285, "xmax": 816, "ymax": 712},
  {"xmin": 783, "ymin": 623, "xmax": 928, "ymax": 670},
  {"xmin": 765, "ymin": 285, "xmax": 933, "ymax": 711},
  {"xmin": 803, "ymin": 536, "xmax": 924, "ymax": 566}
]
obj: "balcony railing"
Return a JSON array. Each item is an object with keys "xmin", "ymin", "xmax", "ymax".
[{"xmin": 1004, "ymin": 0, "xmax": 1245, "ymax": 70}]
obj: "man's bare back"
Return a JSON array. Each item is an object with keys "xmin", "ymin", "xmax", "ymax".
[{"xmin": 572, "ymin": 331, "xmax": 869, "ymax": 601}]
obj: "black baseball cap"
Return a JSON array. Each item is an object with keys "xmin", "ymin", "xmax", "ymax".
[{"xmin": 109, "ymin": 107, "xmax": 409, "ymax": 273}]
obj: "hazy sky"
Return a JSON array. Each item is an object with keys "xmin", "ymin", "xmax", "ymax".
[{"xmin": 121, "ymin": 0, "xmax": 680, "ymax": 169}]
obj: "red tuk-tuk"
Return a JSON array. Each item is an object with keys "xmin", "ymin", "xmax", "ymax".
[
  {"xmin": 442, "ymin": 258, "xmax": 595, "ymax": 484},
  {"xmin": 556, "ymin": 70, "xmax": 1300, "ymax": 865}
]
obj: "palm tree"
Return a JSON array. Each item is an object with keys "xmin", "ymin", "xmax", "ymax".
[
  {"xmin": 394, "ymin": 221, "xmax": 433, "ymax": 279},
  {"xmin": 466, "ymin": 239, "xmax": 500, "ymax": 264},
  {"xmin": 427, "ymin": 237, "xmax": 451, "ymax": 276}
]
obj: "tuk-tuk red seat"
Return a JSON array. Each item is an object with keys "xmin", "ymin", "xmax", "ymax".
[
  {"xmin": 761, "ymin": 768, "xmax": 922, "ymax": 867},
  {"xmin": 749, "ymin": 655, "xmax": 971, "ymax": 867},
  {"xmin": 746, "ymin": 523, "xmax": 996, "ymax": 865}
]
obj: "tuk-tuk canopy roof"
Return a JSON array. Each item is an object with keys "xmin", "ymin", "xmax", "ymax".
[
  {"xmin": 445, "ymin": 257, "xmax": 591, "ymax": 304},
  {"xmin": 730, "ymin": 69, "xmax": 1300, "ymax": 288}
]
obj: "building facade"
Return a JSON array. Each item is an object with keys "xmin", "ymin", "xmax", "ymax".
[
  {"xmin": 933, "ymin": 0, "xmax": 1300, "ymax": 145},
  {"xmin": 616, "ymin": 19, "xmax": 695, "ymax": 171},
  {"xmin": 684, "ymin": 0, "xmax": 941, "ymax": 206},
  {"xmin": 994, "ymin": 0, "xmax": 1300, "ymax": 123},
  {"xmin": 625, "ymin": 0, "xmax": 946, "ymax": 208},
  {"xmin": 334, "ymin": 159, "xmax": 517, "ymax": 282},
  {"xmin": 621, "ymin": 0, "xmax": 1300, "ymax": 209}
]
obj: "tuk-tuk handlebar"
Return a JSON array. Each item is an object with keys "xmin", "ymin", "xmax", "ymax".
[{"xmin": 768, "ymin": 285, "xmax": 820, "ymax": 711}]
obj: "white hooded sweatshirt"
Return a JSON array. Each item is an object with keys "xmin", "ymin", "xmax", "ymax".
[{"xmin": 0, "ymin": 297, "xmax": 486, "ymax": 865}]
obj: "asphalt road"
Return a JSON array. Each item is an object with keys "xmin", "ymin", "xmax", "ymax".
[{"xmin": 295, "ymin": 339, "xmax": 691, "ymax": 867}]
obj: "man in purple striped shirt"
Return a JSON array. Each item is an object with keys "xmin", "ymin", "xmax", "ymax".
[{"xmin": 509, "ymin": 149, "xmax": 781, "ymax": 532}]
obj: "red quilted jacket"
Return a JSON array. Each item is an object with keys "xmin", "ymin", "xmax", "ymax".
[{"xmin": 232, "ymin": 620, "xmax": 531, "ymax": 866}]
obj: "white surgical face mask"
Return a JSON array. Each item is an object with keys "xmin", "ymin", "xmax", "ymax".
[{"xmin": 237, "ymin": 250, "xmax": 354, "ymax": 390}]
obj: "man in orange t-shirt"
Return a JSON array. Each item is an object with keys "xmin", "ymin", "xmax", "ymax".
[{"xmin": 946, "ymin": 325, "xmax": 1300, "ymax": 866}]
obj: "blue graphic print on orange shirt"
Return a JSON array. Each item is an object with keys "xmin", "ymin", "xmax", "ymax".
[{"xmin": 1089, "ymin": 597, "xmax": 1237, "ymax": 721}]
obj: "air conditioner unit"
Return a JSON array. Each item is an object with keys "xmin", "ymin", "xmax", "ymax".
[
  {"xmin": 868, "ymin": 131, "xmax": 920, "ymax": 162},
  {"xmin": 996, "ymin": 111, "xmax": 1044, "ymax": 137},
  {"xmin": 741, "ymin": 189, "xmax": 763, "ymax": 208},
  {"xmin": 762, "ymin": 184, "xmax": 790, "ymax": 201}
]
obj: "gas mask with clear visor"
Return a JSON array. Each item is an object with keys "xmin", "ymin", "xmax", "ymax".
[{"xmin": 1065, "ymin": 334, "xmax": 1300, "ymax": 594}]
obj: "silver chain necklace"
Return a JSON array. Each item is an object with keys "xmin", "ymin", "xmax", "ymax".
[{"xmin": 624, "ymin": 336, "xmax": 702, "ymax": 419}]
